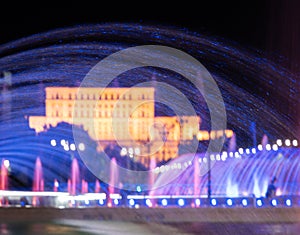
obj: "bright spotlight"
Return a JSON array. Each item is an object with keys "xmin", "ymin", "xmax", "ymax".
[
  {"xmin": 50, "ymin": 139, "xmax": 57, "ymax": 147},
  {"xmin": 257, "ymin": 144, "xmax": 263, "ymax": 151},
  {"xmin": 129, "ymin": 199, "xmax": 135, "ymax": 206},
  {"xmin": 120, "ymin": 148, "xmax": 127, "ymax": 156},
  {"xmin": 161, "ymin": 199, "xmax": 168, "ymax": 206},
  {"xmin": 256, "ymin": 199, "xmax": 263, "ymax": 207},
  {"xmin": 99, "ymin": 199, "xmax": 104, "ymax": 205},
  {"xmin": 271, "ymin": 199, "xmax": 277, "ymax": 207},
  {"xmin": 272, "ymin": 144, "xmax": 278, "ymax": 151},
  {"xmin": 285, "ymin": 139, "xmax": 291, "ymax": 146},
  {"xmin": 211, "ymin": 199, "xmax": 217, "ymax": 206},
  {"xmin": 292, "ymin": 139, "xmax": 298, "ymax": 147},
  {"xmin": 285, "ymin": 199, "xmax": 292, "ymax": 207},
  {"xmin": 63, "ymin": 145, "xmax": 70, "ymax": 151},
  {"xmin": 226, "ymin": 199, "xmax": 233, "ymax": 206},
  {"xmin": 195, "ymin": 199, "xmax": 201, "ymax": 207},
  {"xmin": 146, "ymin": 199, "xmax": 152, "ymax": 207},
  {"xmin": 238, "ymin": 148, "xmax": 244, "ymax": 154},
  {"xmin": 265, "ymin": 144, "xmax": 271, "ymax": 151},
  {"xmin": 3, "ymin": 159, "xmax": 10, "ymax": 169},
  {"xmin": 276, "ymin": 139, "xmax": 282, "ymax": 146},
  {"xmin": 221, "ymin": 154, "xmax": 226, "ymax": 161},
  {"xmin": 242, "ymin": 199, "xmax": 248, "ymax": 207},
  {"xmin": 70, "ymin": 143, "xmax": 76, "ymax": 151},
  {"xmin": 251, "ymin": 148, "xmax": 256, "ymax": 154},
  {"xmin": 113, "ymin": 199, "xmax": 119, "ymax": 205},
  {"xmin": 178, "ymin": 199, "xmax": 185, "ymax": 207},
  {"xmin": 245, "ymin": 148, "xmax": 250, "ymax": 154},
  {"xmin": 54, "ymin": 180, "xmax": 59, "ymax": 188},
  {"xmin": 85, "ymin": 199, "xmax": 89, "ymax": 205},
  {"xmin": 60, "ymin": 139, "xmax": 66, "ymax": 146},
  {"xmin": 136, "ymin": 185, "xmax": 142, "ymax": 193}
]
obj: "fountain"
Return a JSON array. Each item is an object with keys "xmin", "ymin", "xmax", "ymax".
[
  {"xmin": 0, "ymin": 23, "xmax": 297, "ymax": 202},
  {"xmin": 33, "ymin": 157, "xmax": 44, "ymax": 192},
  {"xmin": 69, "ymin": 158, "xmax": 80, "ymax": 196},
  {"xmin": 148, "ymin": 157, "xmax": 156, "ymax": 191},
  {"xmin": 261, "ymin": 134, "xmax": 269, "ymax": 149},
  {"xmin": 0, "ymin": 159, "xmax": 8, "ymax": 191},
  {"xmin": 53, "ymin": 179, "xmax": 59, "ymax": 192},
  {"xmin": 153, "ymin": 148, "xmax": 300, "ymax": 197},
  {"xmin": 108, "ymin": 158, "xmax": 118, "ymax": 206},
  {"xmin": 193, "ymin": 155, "xmax": 200, "ymax": 196},
  {"xmin": 95, "ymin": 179, "xmax": 101, "ymax": 193},
  {"xmin": 81, "ymin": 179, "xmax": 88, "ymax": 194},
  {"xmin": 228, "ymin": 133, "xmax": 237, "ymax": 153},
  {"xmin": 32, "ymin": 157, "xmax": 44, "ymax": 206}
]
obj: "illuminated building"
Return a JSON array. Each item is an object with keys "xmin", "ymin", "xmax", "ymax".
[{"xmin": 29, "ymin": 87, "xmax": 232, "ymax": 166}]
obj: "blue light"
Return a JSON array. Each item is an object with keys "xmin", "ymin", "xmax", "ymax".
[
  {"xmin": 161, "ymin": 199, "xmax": 168, "ymax": 206},
  {"xmin": 285, "ymin": 199, "xmax": 292, "ymax": 207},
  {"xmin": 257, "ymin": 199, "xmax": 263, "ymax": 207},
  {"xmin": 242, "ymin": 199, "xmax": 248, "ymax": 207},
  {"xmin": 178, "ymin": 199, "xmax": 185, "ymax": 207},
  {"xmin": 195, "ymin": 199, "xmax": 201, "ymax": 207},
  {"xmin": 145, "ymin": 199, "xmax": 152, "ymax": 207},
  {"xmin": 211, "ymin": 199, "xmax": 217, "ymax": 206},
  {"xmin": 226, "ymin": 199, "xmax": 233, "ymax": 206},
  {"xmin": 114, "ymin": 199, "xmax": 119, "ymax": 205},
  {"xmin": 98, "ymin": 199, "xmax": 104, "ymax": 205},
  {"xmin": 129, "ymin": 199, "xmax": 135, "ymax": 206},
  {"xmin": 136, "ymin": 185, "xmax": 142, "ymax": 192},
  {"xmin": 271, "ymin": 199, "xmax": 277, "ymax": 207}
]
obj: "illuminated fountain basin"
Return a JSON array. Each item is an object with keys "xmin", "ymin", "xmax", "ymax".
[{"xmin": 153, "ymin": 147, "xmax": 300, "ymax": 197}]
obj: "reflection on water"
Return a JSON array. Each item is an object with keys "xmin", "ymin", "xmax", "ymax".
[{"xmin": 0, "ymin": 222, "xmax": 93, "ymax": 235}]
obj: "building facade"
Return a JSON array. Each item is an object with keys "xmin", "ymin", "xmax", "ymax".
[{"xmin": 29, "ymin": 87, "xmax": 201, "ymax": 167}]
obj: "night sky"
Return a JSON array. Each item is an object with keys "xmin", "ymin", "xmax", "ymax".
[
  {"xmin": 0, "ymin": 1, "xmax": 299, "ymax": 139},
  {"xmin": 0, "ymin": 3, "xmax": 267, "ymax": 48},
  {"xmin": 1, "ymin": 2, "xmax": 298, "ymax": 69}
]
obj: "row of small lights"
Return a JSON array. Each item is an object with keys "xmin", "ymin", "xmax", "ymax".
[
  {"xmin": 151, "ymin": 139, "xmax": 299, "ymax": 175},
  {"xmin": 48, "ymin": 137, "xmax": 299, "ymax": 176},
  {"xmin": 126, "ymin": 197, "xmax": 294, "ymax": 208},
  {"xmin": 50, "ymin": 139, "xmax": 85, "ymax": 152},
  {"xmin": 64, "ymin": 196, "xmax": 294, "ymax": 208}
]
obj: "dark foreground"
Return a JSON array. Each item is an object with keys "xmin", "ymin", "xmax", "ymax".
[{"xmin": 1, "ymin": 207, "xmax": 300, "ymax": 234}]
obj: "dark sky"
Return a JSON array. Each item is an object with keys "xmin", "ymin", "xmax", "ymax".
[{"xmin": 0, "ymin": 2, "xmax": 268, "ymax": 50}]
